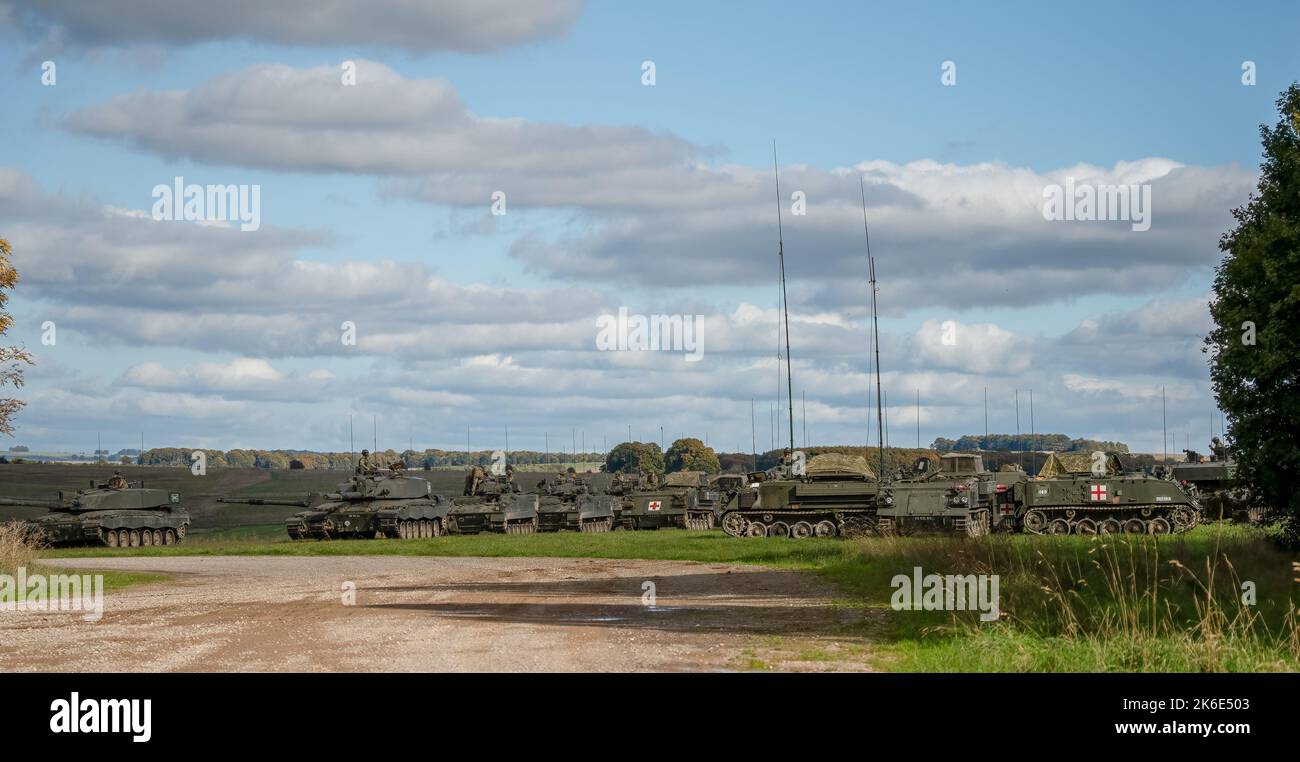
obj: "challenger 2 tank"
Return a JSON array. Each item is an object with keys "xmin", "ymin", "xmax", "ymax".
[
  {"xmin": 877, "ymin": 454, "xmax": 1026, "ymax": 536},
  {"xmin": 217, "ymin": 468, "xmax": 449, "ymax": 540},
  {"xmin": 719, "ymin": 453, "xmax": 882, "ymax": 538},
  {"xmin": 0, "ymin": 478, "xmax": 190, "ymax": 547},
  {"xmin": 446, "ymin": 467, "xmax": 539, "ymax": 535}
]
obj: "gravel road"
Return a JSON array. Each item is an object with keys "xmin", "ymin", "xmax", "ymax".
[{"xmin": 0, "ymin": 556, "xmax": 878, "ymax": 672}]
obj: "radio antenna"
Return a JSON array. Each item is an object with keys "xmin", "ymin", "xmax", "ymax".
[
  {"xmin": 861, "ymin": 177, "xmax": 886, "ymax": 479},
  {"xmin": 773, "ymin": 142, "xmax": 795, "ymax": 455}
]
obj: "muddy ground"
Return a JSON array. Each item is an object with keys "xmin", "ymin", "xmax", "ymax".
[{"xmin": 0, "ymin": 556, "xmax": 880, "ymax": 672}]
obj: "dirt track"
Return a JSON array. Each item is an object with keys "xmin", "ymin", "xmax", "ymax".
[{"xmin": 0, "ymin": 556, "xmax": 879, "ymax": 672}]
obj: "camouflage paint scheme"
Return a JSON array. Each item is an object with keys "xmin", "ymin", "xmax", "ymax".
[{"xmin": 1, "ymin": 482, "xmax": 191, "ymax": 547}]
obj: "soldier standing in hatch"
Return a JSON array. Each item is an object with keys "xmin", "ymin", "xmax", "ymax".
[
  {"xmin": 356, "ymin": 449, "xmax": 375, "ymax": 475},
  {"xmin": 464, "ymin": 465, "xmax": 487, "ymax": 496},
  {"xmin": 1210, "ymin": 437, "xmax": 1228, "ymax": 462},
  {"xmin": 106, "ymin": 471, "xmax": 128, "ymax": 490}
]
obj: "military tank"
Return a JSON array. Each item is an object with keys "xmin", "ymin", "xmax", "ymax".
[
  {"xmin": 878, "ymin": 454, "xmax": 1026, "ymax": 537},
  {"xmin": 534, "ymin": 471, "xmax": 620, "ymax": 532},
  {"xmin": 0, "ymin": 478, "xmax": 190, "ymax": 547},
  {"xmin": 1171, "ymin": 443, "xmax": 1257, "ymax": 523},
  {"xmin": 719, "ymin": 453, "xmax": 882, "ymax": 538},
  {"xmin": 446, "ymin": 467, "xmax": 539, "ymax": 535},
  {"xmin": 217, "ymin": 469, "xmax": 448, "ymax": 540}
]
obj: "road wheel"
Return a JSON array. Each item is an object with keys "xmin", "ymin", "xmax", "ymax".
[
  {"xmin": 1075, "ymin": 518, "xmax": 1098, "ymax": 535},
  {"xmin": 432, "ymin": 519, "xmax": 443, "ymax": 537},
  {"xmin": 105, "ymin": 529, "xmax": 120, "ymax": 548},
  {"xmin": 769, "ymin": 521, "xmax": 790, "ymax": 538},
  {"xmin": 813, "ymin": 520, "xmax": 837, "ymax": 537},
  {"xmin": 1047, "ymin": 518, "xmax": 1071, "ymax": 535},
  {"xmin": 790, "ymin": 521, "xmax": 813, "ymax": 539},
  {"xmin": 1147, "ymin": 517, "xmax": 1171, "ymax": 535},
  {"xmin": 721, "ymin": 512, "xmax": 748, "ymax": 538},
  {"xmin": 1123, "ymin": 518, "xmax": 1146, "ymax": 534},
  {"xmin": 1023, "ymin": 510, "xmax": 1048, "ymax": 534},
  {"xmin": 746, "ymin": 522, "xmax": 767, "ymax": 537},
  {"xmin": 1099, "ymin": 518, "xmax": 1122, "ymax": 534},
  {"xmin": 152, "ymin": 530, "xmax": 163, "ymax": 546},
  {"xmin": 128, "ymin": 529, "xmax": 141, "ymax": 547},
  {"xmin": 163, "ymin": 529, "xmax": 176, "ymax": 545}
]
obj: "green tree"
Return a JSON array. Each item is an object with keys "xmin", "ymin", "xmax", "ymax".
[
  {"xmin": 605, "ymin": 441, "xmax": 664, "ymax": 474},
  {"xmin": 1206, "ymin": 83, "xmax": 1300, "ymax": 544},
  {"xmin": 0, "ymin": 238, "xmax": 33, "ymax": 437},
  {"xmin": 664, "ymin": 437, "xmax": 721, "ymax": 474}
]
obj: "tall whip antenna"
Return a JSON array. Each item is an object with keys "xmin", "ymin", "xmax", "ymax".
[
  {"xmin": 773, "ymin": 142, "xmax": 795, "ymax": 455},
  {"xmin": 861, "ymin": 177, "xmax": 886, "ymax": 479}
]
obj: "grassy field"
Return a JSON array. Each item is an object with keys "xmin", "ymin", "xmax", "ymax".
[{"xmin": 38, "ymin": 518, "xmax": 1300, "ymax": 672}]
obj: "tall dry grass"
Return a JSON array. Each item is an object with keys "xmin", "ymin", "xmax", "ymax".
[
  {"xmin": 0, "ymin": 520, "xmax": 42, "ymax": 574},
  {"xmin": 854, "ymin": 528, "xmax": 1300, "ymax": 671}
]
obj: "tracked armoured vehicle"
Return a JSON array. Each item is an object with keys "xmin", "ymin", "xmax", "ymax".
[
  {"xmin": 0, "ymin": 479, "xmax": 190, "ymax": 547},
  {"xmin": 878, "ymin": 454, "xmax": 1026, "ymax": 536},
  {"xmin": 447, "ymin": 468, "xmax": 539, "ymax": 535},
  {"xmin": 719, "ymin": 453, "xmax": 882, "ymax": 538},
  {"xmin": 217, "ymin": 469, "xmax": 448, "ymax": 540},
  {"xmin": 1020, "ymin": 470, "xmax": 1201, "ymax": 535},
  {"xmin": 534, "ymin": 472, "xmax": 620, "ymax": 533}
]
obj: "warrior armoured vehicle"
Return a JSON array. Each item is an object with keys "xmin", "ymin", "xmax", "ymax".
[
  {"xmin": 0, "ymin": 479, "xmax": 190, "ymax": 547},
  {"xmin": 218, "ymin": 469, "xmax": 448, "ymax": 540},
  {"xmin": 446, "ymin": 467, "xmax": 540, "ymax": 534},
  {"xmin": 1171, "ymin": 442, "xmax": 1256, "ymax": 523},
  {"xmin": 719, "ymin": 453, "xmax": 882, "ymax": 538}
]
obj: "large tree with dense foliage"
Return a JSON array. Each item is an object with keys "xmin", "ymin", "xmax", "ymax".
[
  {"xmin": 664, "ymin": 437, "xmax": 721, "ymax": 474},
  {"xmin": 605, "ymin": 441, "xmax": 664, "ymax": 475},
  {"xmin": 0, "ymin": 238, "xmax": 32, "ymax": 437},
  {"xmin": 1205, "ymin": 83, "xmax": 1300, "ymax": 544}
]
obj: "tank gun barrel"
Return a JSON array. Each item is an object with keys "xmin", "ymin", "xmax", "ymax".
[
  {"xmin": 217, "ymin": 496, "xmax": 314, "ymax": 507},
  {"xmin": 0, "ymin": 496, "xmax": 64, "ymax": 509}
]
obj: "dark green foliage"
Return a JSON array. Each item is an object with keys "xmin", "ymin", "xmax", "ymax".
[
  {"xmin": 604, "ymin": 441, "xmax": 664, "ymax": 474},
  {"xmin": 1206, "ymin": 83, "xmax": 1300, "ymax": 545},
  {"xmin": 664, "ymin": 437, "xmax": 721, "ymax": 474}
]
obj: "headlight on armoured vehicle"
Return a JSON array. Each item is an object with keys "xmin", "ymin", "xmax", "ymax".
[{"xmin": 884, "ymin": 496, "xmax": 894, "ymax": 505}]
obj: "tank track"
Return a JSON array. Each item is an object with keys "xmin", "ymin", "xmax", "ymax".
[
  {"xmin": 390, "ymin": 518, "xmax": 444, "ymax": 539},
  {"xmin": 1021, "ymin": 504, "xmax": 1198, "ymax": 535},
  {"xmin": 719, "ymin": 509, "xmax": 876, "ymax": 539},
  {"xmin": 877, "ymin": 509, "xmax": 991, "ymax": 538},
  {"xmin": 101, "ymin": 525, "xmax": 187, "ymax": 547},
  {"xmin": 503, "ymin": 519, "xmax": 538, "ymax": 535},
  {"xmin": 684, "ymin": 511, "xmax": 715, "ymax": 531},
  {"xmin": 579, "ymin": 517, "xmax": 614, "ymax": 533}
]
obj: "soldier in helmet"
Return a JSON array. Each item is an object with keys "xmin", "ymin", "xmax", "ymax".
[
  {"xmin": 1210, "ymin": 436, "xmax": 1227, "ymax": 462},
  {"xmin": 106, "ymin": 470, "xmax": 128, "ymax": 490},
  {"xmin": 356, "ymin": 449, "xmax": 375, "ymax": 475}
]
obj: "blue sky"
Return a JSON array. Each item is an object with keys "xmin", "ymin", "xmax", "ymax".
[{"xmin": 0, "ymin": 1, "xmax": 1296, "ymax": 456}]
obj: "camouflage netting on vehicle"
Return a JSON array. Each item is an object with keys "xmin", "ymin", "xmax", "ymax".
[
  {"xmin": 663, "ymin": 470, "xmax": 705, "ymax": 487},
  {"xmin": 806, "ymin": 453, "xmax": 876, "ymax": 480},
  {"xmin": 1036, "ymin": 451, "xmax": 1125, "ymax": 478}
]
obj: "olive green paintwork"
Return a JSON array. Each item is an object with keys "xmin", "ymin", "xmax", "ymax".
[
  {"xmin": 0, "ymin": 482, "xmax": 191, "ymax": 547},
  {"xmin": 217, "ymin": 470, "xmax": 448, "ymax": 540}
]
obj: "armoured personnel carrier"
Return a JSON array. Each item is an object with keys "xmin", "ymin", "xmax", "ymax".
[
  {"xmin": 0, "ymin": 478, "xmax": 190, "ymax": 547},
  {"xmin": 1171, "ymin": 443, "xmax": 1256, "ymax": 523},
  {"xmin": 1020, "ymin": 470, "xmax": 1200, "ymax": 535},
  {"xmin": 446, "ymin": 468, "xmax": 539, "ymax": 535},
  {"xmin": 877, "ymin": 454, "xmax": 1026, "ymax": 536},
  {"xmin": 616, "ymin": 471, "xmax": 691, "ymax": 530},
  {"xmin": 217, "ymin": 469, "xmax": 448, "ymax": 540},
  {"xmin": 719, "ymin": 453, "xmax": 881, "ymax": 538},
  {"xmin": 534, "ymin": 472, "xmax": 620, "ymax": 533}
]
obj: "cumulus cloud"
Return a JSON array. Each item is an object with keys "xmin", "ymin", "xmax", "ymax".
[
  {"xmin": 60, "ymin": 62, "xmax": 1255, "ymax": 311},
  {"xmin": 3, "ymin": 0, "xmax": 585, "ymax": 54}
]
